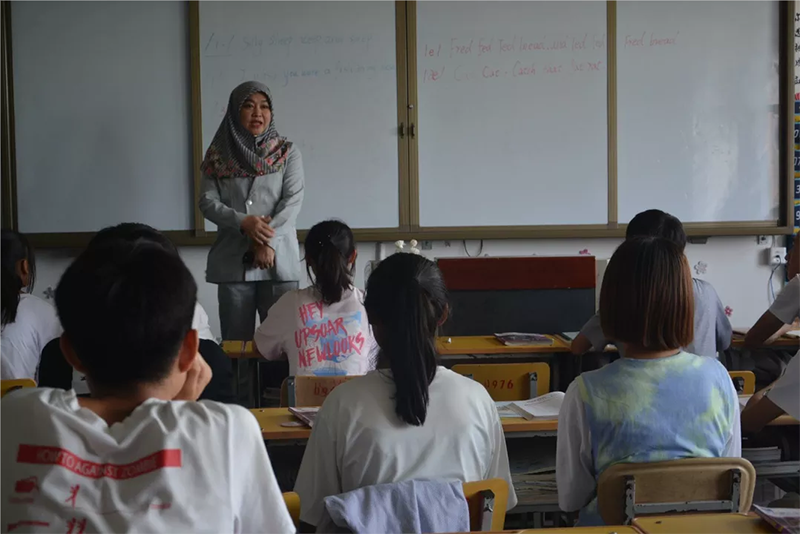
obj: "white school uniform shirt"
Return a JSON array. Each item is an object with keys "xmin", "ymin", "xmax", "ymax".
[
  {"xmin": 769, "ymin": 274, "xmax": 800, "ymax": 326},
  {"xmin": 765, "ymin": 275, "xmax": 800, "ymax": 419},
  {"xmin": 294, "ymin": 367, "xmax": 517, "ymax": 526},
  {"xmin": 1, "ymin": 388, "xmax": 294, "ymax": 534},
  {"xmin": 254, "ymin": 286, "xmax": 377, "ymax": 376},
  {"xmin": 767, "ymin": 353, "xmax": 800, "ymax": 419},
  {"xmin": 1, "ymin": 294, "xmax": 62, "ymax": 381},
  {"xmin": 71, "ymin": 303, "xmax": 215, "ymax": 394}
]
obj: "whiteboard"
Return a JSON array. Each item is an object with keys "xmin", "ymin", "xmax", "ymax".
[
  {"xmin": 617, "ymin": 1, "xmax": 780, "ymax": 224},
  {"xmin": 416, "ymin": 2, "xmax": 608, "ymax": 228},
  {"xmin": 199, "ymin": 1, "xmax": 400, "ymax": 231},
  {"xmin": 12, "ymin": 1, "xmax": 193, "ymax": 233}
]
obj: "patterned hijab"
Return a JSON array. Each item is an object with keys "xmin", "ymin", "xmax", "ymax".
[{"xmin": 201, "ymin": 81, "xmax": 292, "ymax": 179}]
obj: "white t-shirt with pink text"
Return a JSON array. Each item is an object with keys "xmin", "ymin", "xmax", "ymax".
[
  {"xmin": 0, "ymin": 388, "xmax": 294, "ymax": 533},
  {"xmin": 254, "ymin": 286, "xmax": 377, "ymax": 376}
]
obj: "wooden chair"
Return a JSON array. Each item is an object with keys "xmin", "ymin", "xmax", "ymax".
[
  {"xmin": 1, "ymin": 379, "xmax": 36, "ymax": 398},
  {"xmin": 463, "ymin": 478, "xmax": 509, "ymax": 532},
  {"xmin": 728, "ymin": 371, "xmax": 755, "ymax": 395},
  {"xmin": 282, "ymin": 492, "xmax": 300, "ymax": 527},
  {"xmin": 451, "ymin": 363, "xmax": 550, "ymax": 401},
  {"xmin": 279, "ymin": 375, "xmax": 360, "ymax": 407},
  {"xmin": 596, "ymin": 457, "xmax": 756, "ymax": 526}
]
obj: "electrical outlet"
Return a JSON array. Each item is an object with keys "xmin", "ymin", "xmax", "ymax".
[
  {"xmin": 421, "ymin": 240, "xmax": 433, "ymax": 250},
  {"xmin": 769, "ymin": 246, "xmax": 787, "ymax": 265},
  {"xmin": 757, "ymin": 235, "xmax": 770, "ymax": 246}
]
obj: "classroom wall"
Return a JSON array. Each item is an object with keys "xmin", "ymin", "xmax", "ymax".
[{"xmin": 32, "ymin": 235, "xmax": 785, "ymax": 341}]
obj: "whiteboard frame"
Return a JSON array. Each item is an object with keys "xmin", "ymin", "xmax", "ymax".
[
  {"xmin": 1, "ymin": 1, "xmax": 794, "ymax": 247},
  {"xmin": 189, "ymin": 1, "xmax": 412, "ymax": 243},
  {"xmin": 408, "ymin": 0, "xmax": 794, "ymax": 239}
]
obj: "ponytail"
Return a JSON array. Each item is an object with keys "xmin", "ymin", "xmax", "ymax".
[
  {"xmin": 365, "ymin": 253, "xmax": 448, "ymax": 426},
  {"xmin": 1, "ymin": 230, "xmax": 35, "ymax": 327},
  {"xmin": 305, "ymin": 220, "xmax": 355, "ymax": 305}
]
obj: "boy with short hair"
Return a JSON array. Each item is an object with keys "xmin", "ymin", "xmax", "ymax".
[
  {"xmin": 571, "ymin": 209, "xmax": 732, "ymax": 358},
  {"xmin": 2, "ymin": 233, "xmax": 294, "ymax": 533}
]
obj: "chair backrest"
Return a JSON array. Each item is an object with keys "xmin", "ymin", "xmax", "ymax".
[
  {"xmin": 462, "ymin": 479, "xmax": 509, "ymax": 532},
  {"xmin": 451, "ymin": 363, "xmax": 550, "ymax": 401},
  {"xmin": 728, "ymin": 371, "xmax": 755, "ymax": 395},
  {"xmin": 283, "ymin": 492, "xmax": 300, "ymax": 527},
  {"xmin": 280, "ymin": 375, "xmax": 361, "ymax": 407},
  {"xmin": 597, "ymin": 457, "xmax": 756, "ymax": 526},
  {"xmin": 1, "ymin": 379, "xmax": 36, "ymax": 398}
]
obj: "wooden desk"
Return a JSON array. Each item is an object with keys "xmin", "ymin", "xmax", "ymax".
[
  {"xmin": 252, "ymin": 408, "xmax": 559, "ymax": 441},
  {"xmin": 633, "ymin": 513, "xmax": 772, "ymax": 534},
  {"xmin": 436, "ymin": 336, "xmax": 571, "ymax": 356},
  {"xmin": 731, "ymin": 332, "xmax": 800, "ymax": 349}
]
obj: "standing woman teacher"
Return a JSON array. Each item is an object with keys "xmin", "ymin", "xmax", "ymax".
[{"xmin": 199, "ymin": 81, "xmax": 304, "ymax": 342}]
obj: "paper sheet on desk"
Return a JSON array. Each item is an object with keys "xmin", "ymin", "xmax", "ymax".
[
  {"xmin": 496, "ymin": 401, "xmax": 524, "ymax": 418},
  {"xmin": 496, "ymin": 392, "xmax": 565, "ymax": 420}
]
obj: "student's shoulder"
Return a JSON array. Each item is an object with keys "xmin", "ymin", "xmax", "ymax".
[
  {"xmin": 18, "ymin": 294, "xmax": 57, "ymax": 317},
  {"xmin": 1, "ymin": 387, "xmax": 69, "ymax": 416},
  {"xmin": 174, "ymin": 400, "xmax": 261, "ymax": 435},
  {"xmin": 682, "ymin": 350, "xmax": 733, "ymax": 382},
  {"xmin": 692, "ymin": 278, "xmax": 722, "ymax": 299},
  {"xmin": 324, "ymin": 371, "xmax": 387, "ymax": 402},
  {"xmin": 435, "ymin": 367, "xmax": 496, "ymax": 406},
  {"xmin": 273, "ymin": 287, "xmax": 306, "ymax": 309}
]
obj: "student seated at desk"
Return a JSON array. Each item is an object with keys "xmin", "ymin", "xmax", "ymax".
[
  {"xmin": 571, "ymin": 209, "xmax": 731, "ymax": 358},
  {"xmin": 1, "ymin": 232, "xmax": 293, "ymax": 532},
  {"xmin": 36, "ymin": 223, "xmax": 234, "ymax": 403},
  {"xmin": 557, "ymin": 237, "xmax": 741, "ymax": 526},
  {"xmin": 294, "ymin": 253, "xmax": 516, "ymax": 529},
  {"xmin": 742, "ymin": 234, "xmax": 800, "ymax": 432},
  {"xmin": 254, "ymin": 220, "xmax": 377, "ymax": 376},
  {"xmin": 1, "ymin": 229, "xmax": 62, "ymax": 380},
  {"xmin": 744, "ymin": 232, "xmax": 799, "ymax": 381}
]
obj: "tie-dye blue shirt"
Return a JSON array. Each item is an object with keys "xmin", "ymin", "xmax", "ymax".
[{"xmin": 556, "ymin": 351, "xmax": 740, "ymax": 525}]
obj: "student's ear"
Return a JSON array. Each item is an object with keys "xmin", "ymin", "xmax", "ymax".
[
  {"xmin": 349, "ymin": 249, "xmax": 358, "ymax": 265},
  {"xmin": 437, "ymin": 304, "xmax": 450, "ymax": 327},
  {"xmin": 177, "ymin": 329, "xmax": 200, "ymax": 373},
  {"xmin": 16, "ymin": 259, "xmax": 30, "ymax": 287},
  {"xmin": 60, "ymin": 335, "xmax": 87, "ymax": 373}
]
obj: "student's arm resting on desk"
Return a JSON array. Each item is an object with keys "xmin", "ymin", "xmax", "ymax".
[
  {"xmin": 294, "ymin": 407, "xmax": 341, "ymax": 528},
  {"xmin": 571, "ymin": 313, "xmax": 607, "ymax": 355},
  {"xmin": 747, "ymin": 276, "xmax": 800, "ymax": 349},
  {"xmin": 556, "ymin": 380, "xmax": 596, "ymax": 512},
  {"xmin": 741, "ymin": 387, "xmax": 785, "ymax": 434},
  {"xmin": 744, "ymin": 311, "xmax": 787, "ymax": 349},
  {"xmin": 229, "ymin": 405, "xmax": 296, "ymax": 533},
  {"xmin": 269, "ymin": 147, "xmax": 305, "ymax": 238},
  {"xmin": 742, "ymin": 355, "xmax": 800, "ymax": 432}
]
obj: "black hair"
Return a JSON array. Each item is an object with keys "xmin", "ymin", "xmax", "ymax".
[
  {"xmin": 55, "ymin": 231, "xmax": 197, "ymax": 390},
  {"xmin": 364, "ymin": 253, "xmax": 448, "ymax": 426},
  {"xmin": 304, "ymin": 220, "xmax": 355, "ymax": 305},
  {"xmin": 88, "ymin": 222, "xmax": 178, "ymax": 254},
  {"xmin": 626, "ymin": 209, "xmax": 687, "ymax": 252},
  {"xmin": 1, "ymin": 229, "xmax": 36, "ymax": 326}
]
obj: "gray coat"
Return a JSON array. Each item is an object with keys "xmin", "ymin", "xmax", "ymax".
[{"xmin": 199, "ymin": 145, "xmax": 304, "ymax": 283}]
